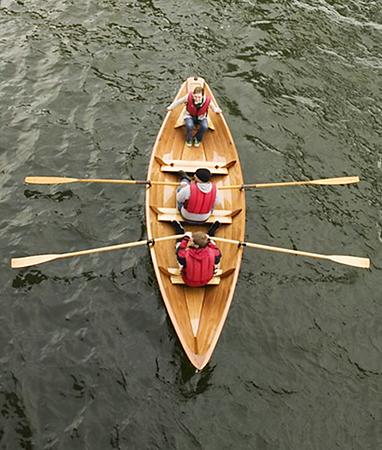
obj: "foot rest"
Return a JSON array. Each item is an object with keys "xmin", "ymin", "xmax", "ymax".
[
  {"xmin": 174, "ymin": 106, "xmax": 215, "ymax": 130},
  {"xmin": 152, "ymin": 207, "xmax": 242, "ymax": 224},
  {"xmin": 167, "ymin": 267, "xmax": 222, "ymax": 285},
  {"xmin": 155, "ymin": 156, "xmax": 236, "ymax": 175}
]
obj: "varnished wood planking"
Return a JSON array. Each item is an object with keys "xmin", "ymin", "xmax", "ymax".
[{"xmin": 146, "ymin": 77, "xmax": 246, "ymax": 369}]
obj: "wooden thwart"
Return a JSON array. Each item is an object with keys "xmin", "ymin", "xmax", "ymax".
[
  {"xmin": 152, "ymin": 206, "xmax": 242, "ymax": 224},
  {"xmin": 167, "ymin": 267, "xmax": 222, "ymax": 285},
  {"xmin": 155, "ymin": 156, "xmax": 235, "ymax": 175}
]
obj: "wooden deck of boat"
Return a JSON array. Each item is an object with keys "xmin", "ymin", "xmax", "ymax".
[{"xmin": 145, "ymin": 77, "xmax": 245, "ymax": 369}]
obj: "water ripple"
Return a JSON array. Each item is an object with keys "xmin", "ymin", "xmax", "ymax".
[{"xmin": 1, "ymin": 0, "xmax": 381, "ymax": 449}]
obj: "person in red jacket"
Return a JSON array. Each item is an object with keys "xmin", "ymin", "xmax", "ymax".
[
  {"xmin": 176, "ymin": 167, "xmax": 220, "ymax": 223},
  {"xmin": 167, "ymin": 86, "xmax": 222, "ymax": 147},
  {"xmin": 175, "ymin": 230, "xmax": 222, "ymax": 287}
]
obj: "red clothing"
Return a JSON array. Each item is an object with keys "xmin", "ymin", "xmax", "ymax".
[
  {"xmin": 176, "ymin": 237, "xmax": 221, "ymax": 287},
  {"xmin": 184, "ymin": 182, "xmax": 217, "ymax": 214},
  {"xmin": 186, "ymin": 92, "xmax": 211, "ymax": 118}
]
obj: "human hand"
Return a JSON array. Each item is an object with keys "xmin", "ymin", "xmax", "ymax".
[
  {"xmin": 166, "ymin": 106, "xmax": 172, "ymax": 111},
  {"xmin": 184, "ymin": 231, "xmax": 192, "ymax": 239},
  {"xmin": 215, "ymin": 107, "xmax": 222, "ymax": 114}
]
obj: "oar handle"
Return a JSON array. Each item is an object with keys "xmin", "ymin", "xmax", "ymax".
[
  {"xmin": 150, "ymin": 181, "xmax": 179, "ymax": 186},
  {"xmin": 80, "ymin": 179, "xmax": 179, "ymax": 187},
  {"xmin": 78, "ymin": 178, "xmax": 148, "ymax": 185},
  {"xmin": 219, "ymin": 184, "xmax": 243, "ymax": 190}
]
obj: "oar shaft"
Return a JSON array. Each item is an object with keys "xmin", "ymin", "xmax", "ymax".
[
  {"xmin": 246, "ymin": 181, "xmax": 309, "ymax": 189},
  {"xmin": 219, "ymin": 181, "xmax": 319, "ymax": 190},
  {"xmin": 212, "ymin": 237, "xmax": 370, "ymax": 269},
  {"xmin": 63, "ymin": 240, "xmax": 148, "ymax": 258},
  {"xmin": 24, "ymin": 176, "xmax": 179, "ymax": 187},
  {"xmin": 61, "ymin": 234, "xmax": 182, "ymax": 258},
  {"xmin": 11, "ymin": 235, "xmax": 184, "ymax": 269},
  {"xmin": 213, "ymin": 237, "xmax": 323, "ymax": 258},
  {"xmin": 246, "ymin": 242, "xmax": 327, "ymax": 259},
  {"xmin": 219, "ymin": 176, "xmax": 360, "ymax": 190}
]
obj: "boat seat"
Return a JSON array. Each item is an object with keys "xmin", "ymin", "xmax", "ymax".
[
  {"xmin": 174, "ymin": 106, "xmax": 215, "ymax": 130},
  {"xmin": 167, "ymin": 267, "xmax": 222, "ymax": 285},
  {"xmin": 151, "ymin": 206, "xmax": 242, "ymax": 224},
  {"xmin": 154, "ymin": 156, "xmax": 236, "ymax": 176}
]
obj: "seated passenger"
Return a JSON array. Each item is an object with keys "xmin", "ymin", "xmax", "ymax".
[{"xmin": 166, "ymin": 86, "xmax": 222, "ymax": 147}]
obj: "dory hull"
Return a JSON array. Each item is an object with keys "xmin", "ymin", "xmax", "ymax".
[{"xmin": 145, "ymin": 77, "xmax": 245, "ymax": 369}]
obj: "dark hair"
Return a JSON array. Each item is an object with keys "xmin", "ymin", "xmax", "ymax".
[{"xmin": 195, "ymin": 168, "xmax": 211, "ymax": 182}]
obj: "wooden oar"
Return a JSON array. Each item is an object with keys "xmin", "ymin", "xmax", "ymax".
[
  {"xmin": 11, "ymin": 235, "xmax": 183, "ymax": 269},
  {"xmin": 24, "ymin": 176, "xmax": 179, "ymax": 187},
  {"xmin": 219, "ymin": 176, "xmax": 360, "ymax": 190},
  {"xmin": 11, "ymin": 233, "xmax": 370, "ymax": 270},
  {"xmin": 24, "ymin": 175, "xmax": 359, "ymax": 189},
  {"xmin": 212, "ymin": 237, "xmax": 370, "ymax": 269}
]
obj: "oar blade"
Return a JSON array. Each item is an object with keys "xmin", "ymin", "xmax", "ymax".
[
  {"xmin": 329, "ymin": 254, "xmax": 370, "ymax": 269},
  {"xmin": 311, "ymin": 176, "xmax": 360, "ymax": 185},
  {"xmin": 25, "ymin": 176, "xmax": 78, "ymax": 185},
  {"xmin": 11, "ymin": 254, "xmax": 61, "ymax": 269}
]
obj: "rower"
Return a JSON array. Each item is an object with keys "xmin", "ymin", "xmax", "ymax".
[
  {"xmin": 176, "ymin": 168, "xmax": 221, "ymax": 223},
  {"xmin": 171, "ymin": 222, "xmax": 222, "ymax": 287}
]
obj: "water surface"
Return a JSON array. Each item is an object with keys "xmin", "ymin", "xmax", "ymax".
[{"xmin": 0, "ymin": 1, "xmax": 381, "ymax": 449}]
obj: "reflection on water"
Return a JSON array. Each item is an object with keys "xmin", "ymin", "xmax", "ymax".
[
  {"xmin": 178, "ymin": 363, "xmax": 216, "ymax": 399},
  {"xmin": 12, "ymin": 269, "xmax": 102, "ymax": 291},
  {"xmin": 12, "ymin": 269, "xmax": 48, "ymax": 290},
  {"xmin": 24, "ymin": 189, "xmax": 77, "ymax": 202}
]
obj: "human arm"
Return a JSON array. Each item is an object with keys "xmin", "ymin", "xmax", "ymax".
[
  {"xmin": 167, "ymin": 95, "xmax": 188, "ymax": 111},
  {"xmin": 208, "ymin": 240, "xmax": 222, "ymax": 266},
  {"xmin": 209, "ymin": 100, "xmax": 222, "ymax": 114},
  {"xmin": 213, "ymin": 189, "xmax": 221, "ymax": 208},
  {"xmin": 176, "ymin": 184, "xmax": 191, "ymax": 204},
  {"xmin": 176, "ymin": 236, "xmax": 191, "ymax": 266}
]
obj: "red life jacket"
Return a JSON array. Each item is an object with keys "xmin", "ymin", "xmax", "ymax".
[
  {"xmin": 186, "ymin": 92, "xmax": 211, "ymax": 118},
  {"xmin": 184, "ymin": 182, "xmax": 217, "ymax": 214},
  {"xmin": 182, "ymin": 245, "xmax": 216, "ymax": 287}
]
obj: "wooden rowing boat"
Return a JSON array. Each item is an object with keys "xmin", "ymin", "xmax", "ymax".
[{"xmin": 146, "ymin": 76, "xmax": 245, "ymax": 370}]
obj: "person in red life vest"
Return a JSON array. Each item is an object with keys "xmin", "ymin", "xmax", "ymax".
[
  {"xmin": 176, "ymin": 167, "xmax": 221, "ymax": 223},
  {"xmin": 166, "ymin": 86, "xmax": 222, "ymax": 147},
  {"xmin": 173, "ymin": 227, "xmax": 222, "ymax": 287}
]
